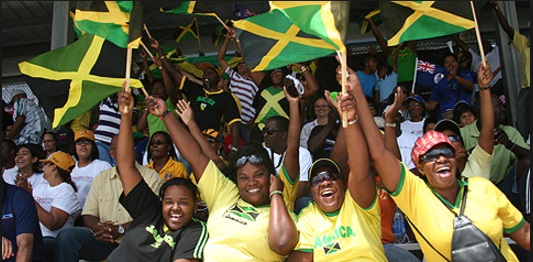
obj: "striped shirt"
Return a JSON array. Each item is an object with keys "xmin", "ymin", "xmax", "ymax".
[
  {"xmin": 94, "ymin": 97, "xmax": 121, "ymax": 145},
  {"xmin": 225, "ymin": 67, "xmax": 258, "ymax": 123},
  {"xmin": 12, "ymin": 98, "xmax": 46, "ymax": 145}
]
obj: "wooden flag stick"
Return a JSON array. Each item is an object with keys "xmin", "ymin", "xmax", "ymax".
[
  {"xmin": 213, "ymin": 14, "xmax": 230, "ymax": 31},
  {"xmin": 140, "ymin": 41, "xmax": 155, "ymax": 60},
  {"xmin": 470, "ymin": 1, "xmax": 486, "ymax": 68},
  {"xmin": 124, "ymin": 47, "xmax": 133, "ymax": 113},
  {"xmin": 411, "ymin": 57, "xmax": 418, "ymax": 94},
  {"xmin": 194, "ymin": 17, "xmax": 203, "ymax": 52},
  {"xmin": 336, "ymin": 50, "xmax": 348, "ymax": 127},
  {"xmin": 143, "ymin": 24, "xmax": 153, "ymax": 39}
]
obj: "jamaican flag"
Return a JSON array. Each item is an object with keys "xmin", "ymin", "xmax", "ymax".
[
  {"xmin": 359, "ymin": 9, "xmax": 382, "ymax": 35},
  {"xmin": 18, "ymin": 34, "xmax": 144, "ymax": 128},
  {"xmin": 211, "ymin": 19, "xmax": 231, "ymax": 47},
  {"xmin": 74, "ymin": 1, "xmax": 143, "ymax": 48},
  {"xmin": 269, "ymin": 1, "xmax": 349, "ymax": 53},
  {"xmin": 174, "ymin": 17, "xmax": 199, "ymax": 43},
  {"xmin": 161, "ymin": 1, "xmax": 217, "ymax": 17},
  {"xmin": 234, "ymin": 9, "xmax": 336, "ymax": 72},
  {"xmin": 380, "ymin": 1, "xmax": 475, "ymax": 46}
]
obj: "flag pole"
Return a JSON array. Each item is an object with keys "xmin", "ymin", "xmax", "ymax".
[
  {"xmin": 140, "ymin": 41, "xmax": 155, "ymax": 60},
  {"xmin": 411, "ymin": 57, "xmax": 418, "ymax": 94},
  {"xmin": 123, "ymin": 47, "xmax": 133, "ymax": 113},
  {"xmin": 144, "ymin": 24, "xmax": 153, "ymax": 39},
  {"xmin": 336, "ymin": 50, "xmax": 348, "ymax": 127},
  {"xmin": 213, "ymin": 14, "xmax": 230, "ymax": 31},
  {"xmin": 194, "ymin": 17, "xmax": 203, "ymax": 53},
  {"xmin": 470, "ymin": 1, "xmax": 486, "ymax": 68}
]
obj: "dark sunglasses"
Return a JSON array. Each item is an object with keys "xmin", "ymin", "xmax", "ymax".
[
  {"xmin": 310, "ymin": 171, "xmax": 342, "ymax": 187},
  {"xmin": 75, "ymin": 140, "xmax": 92, "ymax": 145},
  {"xmin": 419, "ymin": 147, "xmax": 455, "ymax": 163},
  {"xmin": 447, "ymin": 135, "xmax": 462, "ymax": 143},
  {"xmin": 235, "ymin": 155, "xmax": 264, "ymax": 167},
  {"xmin": 150, "ymin": 141, "xmax": 168, "ymax": 146},
  {"xmin": 263, "ymin": 128, "xmax": 284, "ymax": 136}
]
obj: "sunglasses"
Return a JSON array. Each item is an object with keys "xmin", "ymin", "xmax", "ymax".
[
  {"xmin": 75, "ymin": 140, "xmax": 92, "ymax": 145},
  {"xmin": 310, "ymin": 171, "xmax": 342, "ymax": 187},
  {"xmin": 150, "ymin": 141, "xmax": 168, "ymax": 146},
  {"xmin": 263, "ymin": 128, "xmax": 284, "ymax": 136},
  {"xmin": 235, "ymin": 155, "xmax": 264, "ymax": 167},
  {"xmin": 447, "ymin": 135, "xmax": 462, "ymax": 143},
  {"xmin": 419, "ymin": 147, "xmax": 455, "ymax": 163}
]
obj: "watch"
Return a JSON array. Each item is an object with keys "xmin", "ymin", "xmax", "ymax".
[{"xmin": 118, "ymin": 224, "xmax": 125, "ymax": 235}]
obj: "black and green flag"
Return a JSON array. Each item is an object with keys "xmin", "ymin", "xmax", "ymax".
[
  {"xmin": 174, "ymin": 17, "xmax": 199, "ymax": 43},
  {"xmin": 18, "ymin": 34, "xmax": 143, "ymax": 128},
  {"xmin": 380, "ymin": 1, "xmax": 475, "ymax": 46}
]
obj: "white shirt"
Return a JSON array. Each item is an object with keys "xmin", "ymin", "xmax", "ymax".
[
  {"xmin": 71, "ymin": 159, "xmax": 112, "ymax": 208},
  {"xmin": 397, "ymin": 132, "xmax": 419, "ymax": 170},
  {"xmin": 469, "ymin": 46, "xmax": 502, "ymax": 86},
  {"xmin": 300, "ymin": 120, "xmax": 319, "ymax": 149},
  {"xmin": 263, "ymin": 146, "xmax": 313, "ymax": 182},
  {"xmin": 3, "ymin": 170, "xmax": 47, "ymax": 188},
  {"xmin": 33, "ymin": 182, "xmax": 80, "ymax": 238},
  {"xmin": 400, "ymin": 119, "xmax": 425, "ymax": 138}
]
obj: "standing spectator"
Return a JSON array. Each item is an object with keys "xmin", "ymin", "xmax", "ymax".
[
  {"xmin": 5, "ymin": 89, "xmax": 46, "ymax": 146},
  {"xmin": 490, "ymin": 1, "xmax": 530, "ymax": 141},
  {"xmin": 2, "ymin": 100, "xmax": 14, "ymax": 140},
  {"xmin": 217, "ymin": 27, "xmax": 259, "ymax": 143},
  {"xmin": 400, "ymin": 94, "xmax": 427, "ymax": 138},
  {"xmin": 2, "ymin": 178, "xmax": 48, "ymax": 262},
  {"xmin": 375, "ymin": 52, "xmax": 399, "ymax": 107},
  {"xmin": 42, "ymin": 132, "xmax": 56, "ymax": 159},
  {"xmin": 93, "ymin": 94, "xmax": 123, "ymax": 166},
  {"xmin": 70, "ymin": 130, "xmax": 111, "ymax": 209},
  {"xmin": 355, "ymin": 55, "xmax": 378, "ymax": 99},
  {"xmin": 16, "ymin": 151, "xmax": 80, "ymax": 260}
]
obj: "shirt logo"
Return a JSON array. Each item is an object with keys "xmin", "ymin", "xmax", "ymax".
[
  {"xmin": 322, "ymin": 241, "xmax": 341, "ymax": 255},
  {"xmin": 145, "ymin": 225, "xmax": 176, "ymax": 250},
  {"xmin": 223, "ymin": 204, "xmax": 260, "ymax": 225},
  {"xmin": 314, "ymin": 225, "xmax": 355, "ymax": 253}
]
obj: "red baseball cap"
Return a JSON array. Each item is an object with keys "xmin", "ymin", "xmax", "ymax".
[{"xmin": 411, "ymin": 130, "xmax": 456, "ymax": 165}]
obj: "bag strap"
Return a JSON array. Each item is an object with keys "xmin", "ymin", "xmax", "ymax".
[
  {"xmin": 404, "ymin": 214, "xmax": 451, "ymax": 262},
  {"xmin": 435, "ymin": 178, "xmax": 469, "ymax": 216}
]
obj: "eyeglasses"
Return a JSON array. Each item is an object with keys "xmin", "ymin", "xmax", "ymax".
[
  {"xmin": 419, "ymin": 147, "xmax": 455, "ymax": 163},
  {"xmin": 150, "ymin": 141, "xmax": 168, "ymax": 146},
  {"xmin": 408, "ymin": 102, "xmax": 422, "ymax": 107},
  {"xmin": 314, "ymin": 104, "xmax": 330, "ymax": 108},
  {"xmin": 263, "ymin": 128, "xmax": 284, "ymax": 136},
  {"xmin": 42, "ymin": 140, "xmax": 54, "ymax": 143},
  {"xmin": 75, "ymin": 140, "xmax": 92, "ymax": 145},
  {"xmin": 235, "ymin": 155, "xmax": 264, "ymax": 167},
  {"xmin": 447, "ymin": 135, "xmax": 462, "ymax": 143},
  {"xmin": 310, "ymin": 171, "xmax": 342, "ymax": 187}
]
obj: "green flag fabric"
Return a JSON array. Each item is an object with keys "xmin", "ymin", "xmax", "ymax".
[
  {"xmin": 233, "ymin": 9, "xmax": 336, "ymax": 72},
  {"xmin": 211, "ymin": 19, "xmax": 230, "ymax": 47},
  {"xmin": 161, "ymin": 1, "xmax": 218, "ymax": 17},
  {"xmin": 74, "ymin": 1, "xmax": 142, "ymax": 48},
  {"xmin": 269, "ymin": 1, "xmax": 349, "ymax": 53},
  {"xmin": 174, "ymin": 17, "xmax": 199, "ymax": 43},
  {"xmin": 18, "ymin": 34, "xmax": 143, "ymax": 128},
  {"xmin": 380, "ymin": 1, "xmax": 476, "ymax": 46},
  {"xmin": 359, "ymin": 9, "xmax": 382, "ymax": 34},
  {"xmin": 148, "ymin": 55, "xmax": 242, "ymax": 79}
]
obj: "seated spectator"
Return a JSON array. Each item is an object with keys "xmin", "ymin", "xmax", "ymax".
[
  {"xmin": 146, "ymin": 131, "xmax": 188, "ymax": 183},
  {"xmin": 2, "ymin": 178, "xmax": 47, "ymax": 262},
  {"xmin": 93, "ymin": 93, "xmax": 125, "ymax": 166},
  {"xmin": 5, "ymin": 89, "xmax": 46, "ymax": 146},
  {"xmin": 355, "ymin": 55, "xmax": 378, "ymax": 99},
  {"xmin": 453, "ymin": 100, "xmax": 476, "ymax": 128},
  {"xmin": 55, "ymin": 135, "xmax": 162, "ymax": 262},
  {"xmin": 423, "ymin": 116, "xmax": 438, "ymax": 133},
  {"xmin": 7, "ymin": 144, "xmax": 47, "ymax": 188},
  {"xmin": 307, "ymin": 108, "xmax": 340, "ymax": 161},
  {"xmin": 70, "ymin": 130, "xmax": 112, "ymax": 209},
  {"xmin": 54, "ymin": 127, "xmax": 74, "ymax": 156},
  {"xmin": 42, "ymin": 132, "xmax": 57, "ymax": 159},
  {"xmin": 17, "ymin": 151, "xmax": 80, "ymax": 260},
  {"xmin": 299, "ymin": 96, "xmax": 327, "ymax": 149},
  {"xmin": 400, "ymin": 94, "xmax": 426, "ymax": 138},
  {"xmin": 2, "ymin": 140, "xmax": 18, "ymax": 184}
]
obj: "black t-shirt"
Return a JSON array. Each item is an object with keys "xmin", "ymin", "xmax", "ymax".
[
  {"xmin": 106, "ymin": 180, "xmax": 208, "ymax": 262},
  {"xmin": 182, "ymin": 80, "xmax": 241, "ymax": 132},
  {"xmin": 308, "ymin": 123, "xmax": 339, "ymax": 161}
]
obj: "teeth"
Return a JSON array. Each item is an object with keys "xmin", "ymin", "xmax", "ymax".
[
  {"xmin": 248, "ymin": 188, "xmax": 260, "ymax": 193},
  {"xmin": 321, "ymin": 190, "xmax": 334, "ymax": 197},
  {"xmin": 436, "ymin": 167, "xmax": 450, "ymax": 172},
  {"xmin": 170, "ymin": 214, "xmax": 182, "ymax": 219}
]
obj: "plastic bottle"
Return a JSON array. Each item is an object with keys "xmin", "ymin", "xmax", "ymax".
[{"xmin": 393, "ymin": 207, "xmax": 407, "ymax": 243}]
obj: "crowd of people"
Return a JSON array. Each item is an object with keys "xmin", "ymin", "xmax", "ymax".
[{"xmin": 2, "ymin": 2, "xmax": 530, "ymax": 261}]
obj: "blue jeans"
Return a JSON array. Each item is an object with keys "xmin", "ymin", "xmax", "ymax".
[
  {"xmin": 383, "ymin": 243, "xmax": 420, "ymax": 262},
  {"xmin": 95, "ymin": 140, "xmax": 115, "ymax": 166},
  {"xmin": 55, "ymin": 227, "xmax": 118, "ymax": 262}
]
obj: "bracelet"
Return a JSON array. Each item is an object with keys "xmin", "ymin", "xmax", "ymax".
[
  {"xmin": 506, "ymin": 142, "xmax": 516, "ymax": 150},
  {"xmin": 269, "ymin": 190, "xmax": 283, "ymax": 199},
  {"xmin": 300, "ymin": 66, "xmax": 308, "ymax": 73},
  {"xmin": 159, "ymin": 109, "xmax": 170, "ymax": 120},
  {"xmin": 385, "ymin": 122, "xmax": 397, "ymax": 128},
  {"xmin": 346, "ymin": 115, "xmax": 358, "ymax": 126},
  {"xmin": 478, "ymin": 86, "xmax": 490, "ymax": 91},
  {"xmin": 229, "ymin": 145, "xmax": 238, "ymax": 152}
]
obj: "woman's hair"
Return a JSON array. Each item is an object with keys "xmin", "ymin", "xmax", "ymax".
[
  {"xmin": 73, "ymin": 140, "xmax": 99, "ymax": 162},
  {"xmin": 42, "ymin": 131, "xmax": 56, "ymax": 140},
  {"xmin": 308, "ymin": 95, "xmax": 330, "ymax": 120},
  {"xmin": 225, "ymin": 142, "xmax": 276, "ymax": 184},
  {"xmin": 453, "ymin": 105, "xmax": 476, "ymax": 124},
  {"xmin": 441, "ymin": 52, "xmax": 458, "ymax": 65},
  {"xmin": 147, "ymin": 131, "xmax": 178, "ymax": 162},
  {"xmin": 423, "ymin": 116, "xmax": 438, "ymax": 133},
  {"xmin": 57, "ymin": 167, "xmax": 77, "ymax": 192},
  {"xmin": 159, "ymin": 177, "xmax": 199, "ymax": 201},
  {"xmin": 17, "ymin": 143, "xmax": 45, "ymax": 173}
]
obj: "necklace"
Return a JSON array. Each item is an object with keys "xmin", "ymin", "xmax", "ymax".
[{"xmin": 270, "ymin": 149, "xmax": 285, "ymax": 169}]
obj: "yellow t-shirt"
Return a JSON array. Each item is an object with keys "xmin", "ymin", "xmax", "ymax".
[
  {"xmin": 295, "ymin": 190, "xmax": 385, "ymax": 261},
  {"xmin": 197, "ymin": 160, "xmax": 296, "ymax": 262},
  {"xmin": 391, "ymin": 163, "xmax": 525, "ymax": 261},
  {"xmin": 512, "ymin": 33, "xmax": 530, "ymax": 88},
  {"xmin": 70, "ymin": 111, "xmax": 91, "ymax": 132},
  {"xmin": 147, "ymin": 158, "xmax": 189, "ymax": 183}
]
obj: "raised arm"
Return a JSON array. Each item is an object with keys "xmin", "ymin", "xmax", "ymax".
[
  {"xmin": 331, "ymin": 66, "xmax": 375, "ymax": 208},
  {"xmin": 216, "ymin": 27, "xmax": 233, "ymax": 72},
  {"xmin": 476, "ymin": 61, "xmax": 495, "ymax": 155},
  {"xmin": 149, "ymin": 38, "xmax": 185, "ymax": 87},
  {"xmin": 294, "ymin": 63, "xmax": 319, "ymax": 99},
  {"xmin": 146, "ymin": 98, "xmax": 209, "ymax": 182},
  {"xmin": 283, "ymin": 87, "xmax": 301, "ymax": 182},
  {"xmin": 344, "ymin": 65, "xmax": 401, "ymax": 193},
  {"xmin": 116, "ymin": 88, "xmax": 141, "ymax": 196},
  {"xmin": 383, "ymin": 87, "xmax": 406, "ymax": 161},
  {"xmin": 268, "ymin": 174, "xmax": 298, "ymax": 255},
  {"xmin": 452, "ymin": 34, "xmax": 470, "ymax": 52},
  {"xmin": 139, "ymin": 49, "xmax": 156, "ymax": 84},
  {"xmin": 366, "ymin": 17, "xmax": 390, "ymax": 56},
  {"xmin": 489, "ymin": 1, "xmax": 515, "ymax": 39},
  {"xmin": 153, "ymin": 56, "xmax": 180, "ymax": 106}
]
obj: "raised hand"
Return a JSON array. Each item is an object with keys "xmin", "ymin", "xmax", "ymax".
[
  {"xmin": 269, "ymin": 174, "xmax": 284, "ymax": 196},
  {"xmin": 384, "ymin": 86, "xmax": 406, "ymax": 121},
  {"xmin": 175, "ymin": 99, "xmax": 194, "ymax": 126},
  {"xmin": 145, "ymin": 96, "xmax": 167, "ymax": 117},
  {"xmin": 477, "ymin": 59, "xmax": 493, "ymax": 87},
  {"xmin": 149, "ymin": 37, "xmax": 160, "ymax": 50},
  {"xmin": 117, "ymin": 84, "xmax": 134, "ymax": 115},
  {"xmin": 15, "ymin": 173, "xmax": 33, "ymax": 195}
]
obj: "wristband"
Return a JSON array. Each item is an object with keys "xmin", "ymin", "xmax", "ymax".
[
  {"xmin": 159, "ymin": 109, "xmax": 170, "ymax": 120},
  {"xmin": 478, "ymin": 86, "xmax": 490, "ymax": 91},
  {"xmin": 300, "ymin": 66, "xmax": 308, "ymax": 73},
  {"xmin": 506, "ymin": 142, "xmax": 516, "ymax": 150},
  {"xmin": 346, "ymin": 115, "xmax": 358, "ymax": 126},
  {"xmin": 385, "ymin": 123, "xmax": 397, "ymax": 128},
  {"xmin": 269, "ymin": 190, "xmax": 283, "ymax": 199}
]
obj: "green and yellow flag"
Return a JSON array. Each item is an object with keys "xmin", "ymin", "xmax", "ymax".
[
  {"xmin": 380, "ymin": 1, "xmax": 475, "ymax": 46},
  {"xmin": 211, "ymin": 19, "xmax": 230, "ymax": 47},
  {"xmin": 18, "ymin": 34, "xmax": 143, "ymax": 128},
  {"xmin": 174, "ymin": 17, "xmax": 199, "ymax": 43},
  {"xmin": 269, "ymin": 1, "xmax": 349, "ymax": 53},
  {"xmin": 233, "ymin": 9, "xmax": 336, "ymax": 72},
  {"xmin": 74, "ymin": 1, "xmax": 143, "ymax": 48},
  {"xmin": 161, "ymin": 1, "xmax": 217, "ymax": 17}
]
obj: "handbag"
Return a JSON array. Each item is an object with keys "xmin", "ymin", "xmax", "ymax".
[
  {"xmin": 450, "ymin": 181, "xmax": 507, "ymax": 262},
  {"xmin": 404, "ymin": 179, "xmax": 507, "ymax": 262}
]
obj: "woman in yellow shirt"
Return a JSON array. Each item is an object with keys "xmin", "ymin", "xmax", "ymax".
[{"xmin": 146, "ymin": 131, "xmax": 188, "ymax": 182}]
